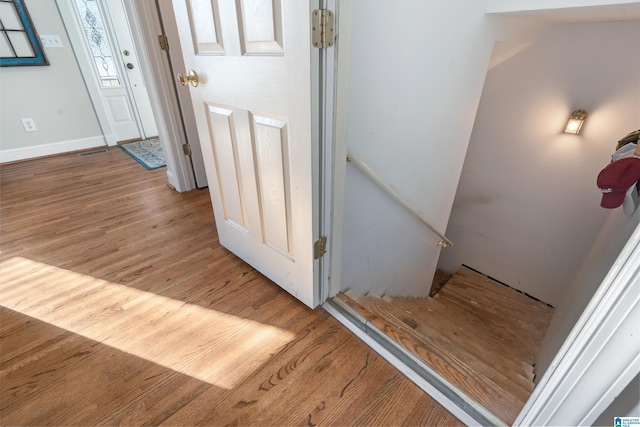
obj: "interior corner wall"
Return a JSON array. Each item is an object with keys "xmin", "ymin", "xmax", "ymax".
[
  {"xmin": 534, "ymin": 210, "xmax": 640, "ymax": 379},
  {"xmin": 0, "ymin": 0, "xmax": 102, "ymax": 160},
  {"xmin": 437, "ymin": 21, "xmax": 640, "ymax": 306},
  {"xmin": 339, "ymin": 0, "xmax": 496, "ymax": 296}
]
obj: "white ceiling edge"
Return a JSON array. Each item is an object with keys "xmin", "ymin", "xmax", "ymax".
[
  {"xmin": 488, "ymin": 41, "xmax": 534, "ymax": 70},
  {"xmin": 485, "ymin": 0, "xmax": 640, "ymax": 24}
]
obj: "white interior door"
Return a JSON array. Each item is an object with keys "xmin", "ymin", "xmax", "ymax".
[
  {"xmin": 103, "ymin": 0, "xmax": 157, "ymax": 138},
  {"xmin": 172, "ymin": 0, "xmax": 319, "ymax": 307}
]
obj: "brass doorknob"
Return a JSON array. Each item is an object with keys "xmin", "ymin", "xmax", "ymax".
[{"xmin": 177, "ymin": 70, "xmax": 199, "ymax": 87}]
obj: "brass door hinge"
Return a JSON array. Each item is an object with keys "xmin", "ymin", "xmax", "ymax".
[
  {"xmin": 182, "ymin": 143, "xmax": 192, "ymax": 156},
  {"xmin": 158, "ymin": 34, "xmax": 169, "ymax": 51},
  {"xmin": 311, "ymin": 9, "xmax": 334, "ymax": 48},
  {"xmin": 314, "ymin": 236, "xmax": 327, "ymax": 259}
]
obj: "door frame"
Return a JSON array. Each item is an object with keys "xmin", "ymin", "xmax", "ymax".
[
  {"xmin": 322, "ymin": 0, "xmax": 351, "ymax": 301},
  {"xmin": 153, "ymin": 0, "xmax": 208, "ymax": 189},
  {"xmin": 123, "ymin": 0, "xmax": 194, "ymax": 192}
]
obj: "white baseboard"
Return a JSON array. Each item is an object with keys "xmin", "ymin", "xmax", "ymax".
[{"xmin": 0, "ymin": 136, "xmax": 107, "ymax": 163}]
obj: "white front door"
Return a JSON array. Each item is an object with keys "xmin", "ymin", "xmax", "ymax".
[
  {"xmin": 172, "ymin": 0, "xmax": 320, "ymax": 308},
  {"xmin": 103, "ymin": 0, "xmax": 157, "ymax": 138},
  {"xmin": 59, "ymin": 0, "xmax": 157, "ymax": 144}
]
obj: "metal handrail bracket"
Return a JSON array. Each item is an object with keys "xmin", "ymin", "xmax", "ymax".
[{"xmin": 346, "ymin": 151, "xmax": 453, "ymax": 248}]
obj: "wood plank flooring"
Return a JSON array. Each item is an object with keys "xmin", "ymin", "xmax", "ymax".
[
  {"xmin": 336, "ymin": 267, "xmax": 554, "ymax": 425},
  {"xmin": 0, "ymin": 148, "xmax": 462, "ymax": 426}
]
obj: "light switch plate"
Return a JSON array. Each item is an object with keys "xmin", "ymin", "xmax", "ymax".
[{"xmin": 40, "ymin": 35, "xmax": 63, "ymax": 48}]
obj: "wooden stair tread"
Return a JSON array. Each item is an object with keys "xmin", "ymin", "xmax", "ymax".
[
  {"xmin": 453, "ymin": 267, "xmax": 554, "ymax": 315},
  {"xmin": 381, "ymin": 290, "xmax": 540, "ymax": 371},
  {"xmin": 386, "ymin": 294, "xmax": 536, "ymax": 381},
  {"xmin": 440, "ymin": 280, "xmax": 552, "ymax": 327},
  {"xmin": 335, "ymin": 266, "xmax": 554, "ymax": 425},
  {"xmin": 378, "ymin": 293, "xmax": 532, "ymax": 375},
  {"xmin": 429, "ymin": 292, "xmax": 539, "ymax": 370},
  {"xmin": 335, "ymin": 292, "xmax": 524, "ymax": 425},
  {"xmin": 359, "ymin": 294, "xmax": 535, "ymax": 396},
  {"xmin": 435, "ymin": 290, "xmax": 539, "ymax": 352},
  {"xmin": 440, "ymin": 267, "xmax": 554, "ymax": 355},
  {"xmin": 435, "ymin": 288, "xmax": 550, "ymax": 363}
]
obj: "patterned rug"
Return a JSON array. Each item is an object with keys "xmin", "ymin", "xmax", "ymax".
[{"xmin": 118, "ymin": 138, "xmax": 166, "ymax": 170}]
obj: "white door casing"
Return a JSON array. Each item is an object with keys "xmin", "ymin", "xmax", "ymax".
[
  {"xmin": 103, "ymin": 0, "xmax": 158, "ymax": 139},
  {"xmin": 172, "ymin": 0, "xmax": 319, "ymax": 308},
  {"xmin": 155, "ymin": 0, "xmax": 208, "ymax": 188}
]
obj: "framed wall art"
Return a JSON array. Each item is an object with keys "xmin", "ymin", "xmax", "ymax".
[{"xmin": 0, "ymin": 0, "xmax": 49, "ymax": 66}]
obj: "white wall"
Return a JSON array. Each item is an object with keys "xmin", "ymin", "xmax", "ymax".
[
  {"xmin": 438, "ymin": 21, "xmax": 640, "ymax": 306},
  {"xmin": 0, "ymin": 0, "xmax": 103, "ymax": 161},
  {"xmin": 535, "ymin": 208, "xmax": 640, "ymax": 378},
  {"xmin": 340, "ymin": 0, "xmax": 502, "ymax": 296},
  {"xmin": 341, "ymin": 165, "xmax": 443, "ymax": 296}
]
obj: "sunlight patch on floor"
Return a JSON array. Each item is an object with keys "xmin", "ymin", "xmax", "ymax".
[{"xmin": 0, "ymin": 256, "xmax": 295, "ymax": 389}]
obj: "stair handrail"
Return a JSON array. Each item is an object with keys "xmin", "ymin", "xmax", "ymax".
[{"xmin": 346, "ymin": 151, "xmax": 453, "ymax": 248}]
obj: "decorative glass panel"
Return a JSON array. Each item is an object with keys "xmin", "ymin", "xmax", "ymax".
[
  {"xmin": 0, "ymin": 0, "xmax": 48, "ymax": 66},
  {"xmin": 73, "ymin": 0, "xmax": 121, "ymax": 87}
]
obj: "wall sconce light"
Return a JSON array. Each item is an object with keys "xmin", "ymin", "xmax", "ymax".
[{"xmin": 564, "ymin": 109, "xmax": 588, "ymax": 134}]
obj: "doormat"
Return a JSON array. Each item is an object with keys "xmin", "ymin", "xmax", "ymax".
[{"xmin": 119, "ymin": 138, "xmax": 166, "ymax": 170}]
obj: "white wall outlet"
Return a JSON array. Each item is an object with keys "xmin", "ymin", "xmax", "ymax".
[
  {"xmin": 21, "ymin": 118, "xmax": 38, "ymax": 132},
  {"xmin": 39, "ymin": 35, "xmax": 63, "ymax": 48}
]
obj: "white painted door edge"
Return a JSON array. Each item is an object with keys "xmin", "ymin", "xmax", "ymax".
[
  {"xmin": 324, "ymin": 0, "xmax": 352, "ymax": 299},
  {"xmin": 317, "ymin": 0, "xmax": 335, "ymax": 302},
  {"xmin": 515, "ymin": 222, "xmax": 640, "ymax": 426}
]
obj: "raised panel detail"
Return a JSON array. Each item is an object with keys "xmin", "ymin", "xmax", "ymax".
[
  {"xmin": 105, "ymin": 95, "xmax": 133, "ymax": 123},
  {"xmin": 187, "ymin": 0, "xmax": 224, "ymax": 54},
  {"xmin": 236, "ymin": 0, "xmax": 283, "ymax": 55},
  {"xmin": 207, "ymin": 105, "xmax": 246, "ymax": 229},
  {"xmin": 251, "ymin": 113, "xmax": 292, "ymax": 257}
]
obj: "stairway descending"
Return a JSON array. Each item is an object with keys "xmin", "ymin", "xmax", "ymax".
[{"xmin": 335, "ymin": 266, "xmax": 554, "ymax": 425}]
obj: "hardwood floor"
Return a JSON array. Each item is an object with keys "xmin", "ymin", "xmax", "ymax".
[
  {"xmin": 0, "ymin": 148, "xmax": 462, "ymax": 426},
  {"xmin": 336, "ymin": 267, "xmax": 554, "ymax": 425}
]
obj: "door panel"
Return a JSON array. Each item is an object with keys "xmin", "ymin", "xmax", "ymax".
[
  {"xmin": 186, "ymin": 0, "xmax": 224, "ymax": 53},
  {"xmin": 207, "ymin": 104, "xmax": 246, "ymax": 229},
  {"xmin": 106, "ymin": 94, "xmax": 135, "ymax": 123},
  {"xmin": 252, "ymin": 113, "xmax": 292, "ymax": 257},
  {"xmin": 236, "ymin": 0, "xmax": 283, "ymax": 54},
  {"xmin": 172, "ymin": 0, "xmax": 318, "ymax": 307}
]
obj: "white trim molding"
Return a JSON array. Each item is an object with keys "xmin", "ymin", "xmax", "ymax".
[
  {"xmin": 516, "ymin": 223, "xmax": 640, "ymax": 426},
  {"xmin": 0, "ymin": 136, "xmax": 107, "ymax": 163},
  {"xmin": 326, "ymin": 0, "xmax": 353, "ymax": 299}
]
